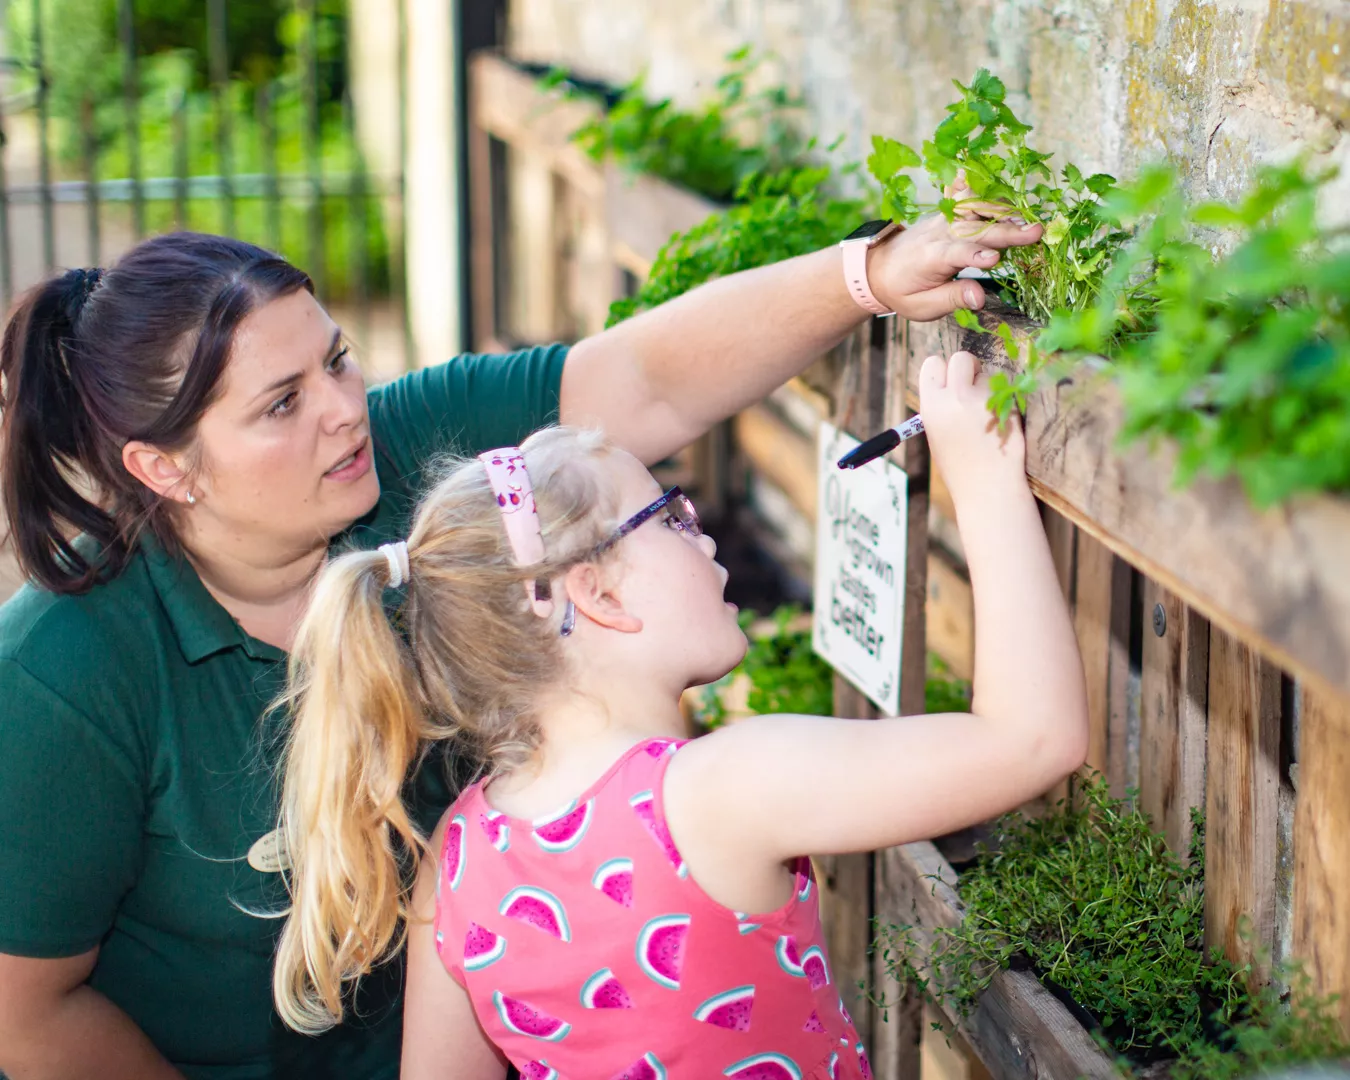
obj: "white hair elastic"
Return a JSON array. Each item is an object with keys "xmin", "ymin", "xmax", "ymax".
[{"xmin": 379, "ymin": 541, "xmax": 410, "ymax": 589}]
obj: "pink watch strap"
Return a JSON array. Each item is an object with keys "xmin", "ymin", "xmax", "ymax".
[{"xmin": 842, "ymin": 235, "xmax": 893, "ymax": 316}]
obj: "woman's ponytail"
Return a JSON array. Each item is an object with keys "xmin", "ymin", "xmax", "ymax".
[
  {"xmin": 1, "ymin": 268, "xmax": 119, "ymax": 591},
  {"xmin": 273, "ymin": 545, "xmax": 437, "ymax": 1035}
]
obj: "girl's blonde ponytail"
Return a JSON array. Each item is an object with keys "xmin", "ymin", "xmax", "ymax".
[
  {"xmin": 272, "ymin": 545, "xmax": 444, "ymax": 1034},
  {"xmin": 272, "ymin": 426, "xmax": 618, "ymax": 1034}
]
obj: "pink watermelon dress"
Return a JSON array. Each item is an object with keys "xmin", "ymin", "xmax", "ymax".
[{"xmin": 433, "ymin": 737, "xmax": 870, "ymax": 1080}]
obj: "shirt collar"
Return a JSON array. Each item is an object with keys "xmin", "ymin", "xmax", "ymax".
[{"xmin": 141, "ymin": 535, "xmax": 287, "ymax": 664}]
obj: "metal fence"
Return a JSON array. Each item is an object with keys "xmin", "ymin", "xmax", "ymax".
[{"xmin": 0, "ymin": 0, "xmax": 414, "ymax": 378}]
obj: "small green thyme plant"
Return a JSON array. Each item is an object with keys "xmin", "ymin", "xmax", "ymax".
[{"xmin": 865, "ymin": 70, "xmax": 1130, "ymax": 324}]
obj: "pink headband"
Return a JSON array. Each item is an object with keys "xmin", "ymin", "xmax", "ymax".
[{"xmin": 478, "ymin": 447, "xmax": 554, "ymax": 618}]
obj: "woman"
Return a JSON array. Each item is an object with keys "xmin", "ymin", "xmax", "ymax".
[{"xmin": 0, "ymin": 213, "xmax": 1038, "ymax": 1080}]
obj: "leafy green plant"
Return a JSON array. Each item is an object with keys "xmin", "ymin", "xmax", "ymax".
[
  {"xmin": 865, "ymin": 70, "xmax": 1130, "ymax": 324},
  {"xmin": 548, "ymin": 46, "xmax": 807, "ymax": 204},
  {"xmin": 876, "ymin": 775, "xmax": 1243, "ymax": 1057},
  {"xmin": 1040, "ymin": 160, "xmax": 1350, "ymax": 507},
  {"xmin": 608, "ymin": 164, "xmax": 874, "ymax": 325},
  {"xmin": 874, "ymin": 775, "xmax": 1350, "ymax": 1074},
  {"xmin": 924, "ymin": 656, "xmax": 971, "ymax": 714},
  {"xmin": 696, "ymin": 605, "xmax": 835, "ymax": 728}
]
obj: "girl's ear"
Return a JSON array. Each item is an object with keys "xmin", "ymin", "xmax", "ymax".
[{"xmin": 564, "ymin": 562, "xmax": 643, "ymax": 634}]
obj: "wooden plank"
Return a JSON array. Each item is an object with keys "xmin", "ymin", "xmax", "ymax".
[
  {"xmin": 1139, "ymin": 582, "xmax": 1210, "ymax": 859},
  {"xmin": 870, "ymin": 316, "xmax": 929, "ymax": 1080},
  {"xmin": 733, "ymin": 404, "xmax": 817, "ymax": 521},
  {"xmin": 927, "ymin": 551, "xmax": 975, "ymax": 682},
  {"xmin": 923, "ymin": 1005, "xmax": 992, "ymax": 1080},
  {"xmin": 1073, "ymin": 533, "xmax": 1118, "ymax": 778},
  {"xmin": 900, "ymin": 307, "xmax": 1350, "ymax": 706},
  {"xmin": 1292, "ymin": 686, "xmax": 1350, "ymax": 1037},
  {"xmin": 1043, "ymin": 507, "xmax": 1077, "ymax": 806},
  {"xmin": 604, "ymin": 164, "xmax": 719, "ymax": 274},
  {"xmin": 1105, "ymin": 559, "xmax": 1134, "ymax": 798},
  {"xmin": 826, "ymin": 675, "xmax": 877, "ymax": 1056},
  {"xmin": 466, "ymin": 61, "xmax": 498, "ymax": 351},
  {"xmin": 885, "ymin": 841, "xmax": 1119, "ymax": 1080},
  {"xmin": 470, "ymin": 53, "xmax": 603, "ymax": 193},
  {"xmin": 1204, "ymin": 629, "xmax": 1282, "ymax": 979}
]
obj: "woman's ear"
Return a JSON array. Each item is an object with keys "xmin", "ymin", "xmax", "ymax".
[
  {"xmin": 564, "ymin": 562, "xmax": 643, "ymax": 634},
  {"xmin": 122, "ymin": 440, "xmax": 192, "ymax": 503}
]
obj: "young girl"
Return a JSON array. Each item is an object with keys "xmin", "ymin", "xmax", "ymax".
[{"xmin": 272, "ymin": 350, "xmax": 1088, "ymax": 1080}]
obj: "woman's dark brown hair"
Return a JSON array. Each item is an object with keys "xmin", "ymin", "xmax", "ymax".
[{"xmin": 0, "ymin": 231, "xmax": 312, "ymax": 594}]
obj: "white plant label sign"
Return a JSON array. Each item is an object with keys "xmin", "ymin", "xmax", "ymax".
[{"xmin": 811, "ymin": 422, "xmax": 908, "ymax": 716}]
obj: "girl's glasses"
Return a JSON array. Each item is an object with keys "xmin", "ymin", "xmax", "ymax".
[
  {"xmin": 559, "ymin": 487, "xmax": 703, "ymax": 637},
  {"xmin": 594, "ymin": 486, "xmax": 702, "ymax": 555}
]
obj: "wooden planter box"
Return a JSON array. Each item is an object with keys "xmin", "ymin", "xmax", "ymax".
[
  {"xmin": 876, "ymin": 841, "xmax": 1119, "ymax": 1080},
  {"xmin": 899, "ymin": 304, "xmax": 1350, "ymax": 709}
]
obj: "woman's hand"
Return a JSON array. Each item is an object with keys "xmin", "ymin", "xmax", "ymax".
[
  {"xmin": 919, "ymin": 350, "xmax": 1028, "ymax": 508},
  {"xmin": 870, "ymin": 175, "xmax": 1042, "ymax": 322}
]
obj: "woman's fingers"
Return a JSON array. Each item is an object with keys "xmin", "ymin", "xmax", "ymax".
[
  {"xmin": 919, "ymin": 354, "xmax": 948, "ymax": 400},
  {"xmin": 903, "ymin": 279, "xmax": 987, "ymax": 323}
]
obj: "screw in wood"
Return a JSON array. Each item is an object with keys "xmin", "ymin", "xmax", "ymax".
[{"xmin": 1152, "ymin": 603, "xmax": 1167, "ymax": 637}]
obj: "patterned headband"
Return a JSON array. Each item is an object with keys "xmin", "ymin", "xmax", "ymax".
[{"xmin": 478, "ymin": 447, "xmax": 554, "ymax": 619}]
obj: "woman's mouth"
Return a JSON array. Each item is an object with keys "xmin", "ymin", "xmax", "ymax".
[{"xmin": 324, "ymin": 439, "xmax": 372, "ymax": 482}]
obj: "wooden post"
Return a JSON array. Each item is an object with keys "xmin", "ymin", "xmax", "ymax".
[
  {"xmin": 1292, "ymin": 687, "xmax": 1350, "ymax": 1036},
  {"xmin": 1040, "ymin": 507, "xmax": 1077, "ymax": 808},
  {"xmin": 1139, "ymin": 582, "xmax": 1210, "ymax": 859},
  {"xmin": 868, "ymin": 315, "xmax": 929, "ymax": 1080},
  {"xmin": 1204, "ymin": 629, "xmax": 1281, "ymax": 980},
  {"xmin": 1072, "ymin": 534, "xmax": 1124, "ymax": 781}
]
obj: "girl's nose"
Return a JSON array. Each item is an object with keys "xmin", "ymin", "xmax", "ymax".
[{"xmin": 697, "ymin": 532, "xmax": 717, "ymax": 560}]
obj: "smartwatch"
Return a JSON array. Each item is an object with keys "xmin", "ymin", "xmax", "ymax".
[{"xmin": 840, "ymin": 219, "xmax": 902, "ymax": 316}]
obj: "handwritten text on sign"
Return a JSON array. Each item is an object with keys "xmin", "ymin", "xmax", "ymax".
[{"xmin": 811, "ymin": 422, "xmax": 908, "ymax": 716}]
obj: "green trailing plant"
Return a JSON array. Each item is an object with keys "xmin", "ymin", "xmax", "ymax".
[
  {"xmin": 924, "ymin": 655, "xmax": 972, "ymax": 714},
  {"xmin": 1041, "ymin": 160, "xmax": 1350, "ymax": 507},
  {"xmin": 546, "ymin": 46, "xmax": 807, "ymax": 204},
  {"xmin": 873, "ymin": 775, "xmax": 1350, "ymax": 1074},
  {"xmin": 865, "ymin": 70, "xmax": 1130, "ymax": 324}
]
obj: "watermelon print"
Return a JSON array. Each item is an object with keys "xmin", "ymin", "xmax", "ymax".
[
  {"xmin": 838, "ymin": 995, "xmax": 853, "ymax": 1026},
  {"xmin": 734, "ymin": 911, "xmax": 762, "ymax": 935},
  {"xmin": 693, "ymin": 985, "xmax": 754, "ymax": 1032},
  {"xmin": 480, "ymin": 809, "xmax": 511, "ymax": 852},
  {"xmin": 643, "ymin": 740, "xmax": 675, "ymax": 758},
  {"xmin": 856, "ymin": 1041, "xmax": 873, "ymax": 1079},
  {"xmin": 493, "ymin": 991, "xmax": 571, "ymax": 1042},
  {"xmin": 444, "ymin": 814, "xmax": 467, "ymax": 892},
  {"xmin": 797, "ymin": 876, "xmax": 812, "ymax": 903},
  {"xmin": 722, "ymin": 1052, "xmax": 803, "ymax": 1079},
  {"xmin": 801, "ymin": 946, "xmax": 830, "ymax": 989},
  {"xmin": 520, "ymin": 1061, "xmax": 559, "ymax": 1080},
  {"xmin": 580, "ymin": 968, "xmax": 634, "ymax": 1009},
  {"xmin": 610, "ymin": 1052, "xmax": 667, "ymax": 1080},
  {"xmin": 635, "ymin": 914, "xmax": 690, "ymax": 990},
  {"xmin": 533, "ymin": 799, "xmax": 594, "ymax": 853},
  {"xmin": 801, "ymin": 1009, "xmax": 826, "ymax": 1034},
  {"xmin": 499, "ymin": 885, "xmax": 572, "ymax": 942},
  {"xmin": 775, "ymin": 935, "xmax": 805, "ymax": 978},
  {"xmin": 828, "ymin": 1051, "xmax": 839, "ymax": 1079},
  {"xmin": 592, "ymin": 858, "xmax": 634, "ymax": 909},
  {"xmin": 628, "ymin": 790, "xmax": 688, "ymax": 878},
  {"xmin": 463, "ymin": 922, "xmax": 507, "ymax": 972}
]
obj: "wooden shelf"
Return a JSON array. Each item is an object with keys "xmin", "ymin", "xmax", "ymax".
[{"xmin": 898, "ymin": 306, "xmax": 1350, "ymax": 707}]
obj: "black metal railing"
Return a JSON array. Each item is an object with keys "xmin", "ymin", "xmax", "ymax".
[{"xmin": 0, "ymin": 0, "xmax": 413, "ymax": 375}]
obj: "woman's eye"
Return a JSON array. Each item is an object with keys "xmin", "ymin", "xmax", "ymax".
[
  {"xmin": 327, "ymin": 346, "xmax": 351, "ymax": 373},
  {"xmin": 267, "ymin": 391, "xmax": 298, "ymax": 418}
]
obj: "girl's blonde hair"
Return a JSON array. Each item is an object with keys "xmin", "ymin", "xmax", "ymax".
[{"xmin": 272, "ymin": 425, "xmax": 620, "ymax": 1034}]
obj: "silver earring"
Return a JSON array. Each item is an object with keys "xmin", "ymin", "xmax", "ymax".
[{"xmin": 185, "ymin": 491, "xmax": 196, "ymax": 505}]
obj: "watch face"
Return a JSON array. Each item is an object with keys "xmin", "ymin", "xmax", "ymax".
[{"xmin": 842, "ymin": 219, "xmax": 895, "ymax": 243}]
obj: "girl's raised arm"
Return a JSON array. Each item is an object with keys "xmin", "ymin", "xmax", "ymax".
[
  {"xmin": 402, "ymin": 812, "xmax": 510, "ymax": 1080},
  {"xmin": 667, "ymin": 351, "xmax": 1089, "ymax": 863}
]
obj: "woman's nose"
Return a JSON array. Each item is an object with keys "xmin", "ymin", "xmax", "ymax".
[{"xmin": 321, "ymin": 376, "xmax": 365, "ymax": 432}]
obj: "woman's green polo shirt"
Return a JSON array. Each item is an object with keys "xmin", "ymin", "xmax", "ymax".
[{"xmin": 0, "ymin": 344, "xmax": 567, "ymax": 1079}]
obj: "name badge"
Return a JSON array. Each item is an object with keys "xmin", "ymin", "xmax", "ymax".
[{"xmin": 247, "ymin": 827, "xmax": 292, "ymax": 874}]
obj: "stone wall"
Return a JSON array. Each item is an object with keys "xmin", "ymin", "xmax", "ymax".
[{"xmin": 507, "ymin": 0, "xmax": 1349, "ymax": 219}]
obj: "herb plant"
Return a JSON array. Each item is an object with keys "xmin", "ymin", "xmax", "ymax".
[
  {"xmin": 546, "ymin": 46, "xmax": 808, "ymax": 204},
  {"xmin": 865, "ymin": 71, "xmax": 1129, "ymax": 324},
  {"xmin": 608, "ymin": 165, "xmax": 873, "ymax": 326},
  {"xmin": 874, "ymin": 775, "xmax": 1350, "ymax": 1074},
  {"xmin": 1041, "ymin": 161, "xmax": 1350, "ymax": 507}
]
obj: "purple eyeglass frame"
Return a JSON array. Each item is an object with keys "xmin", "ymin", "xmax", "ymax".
[{"xmin": 559, "ymin": 486, "xmax": 702, "ymax": 636}]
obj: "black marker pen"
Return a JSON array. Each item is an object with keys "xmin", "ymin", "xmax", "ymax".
[{"xmin": 835, "ymin": 414, "xmax": 925, "ymax": 470}]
